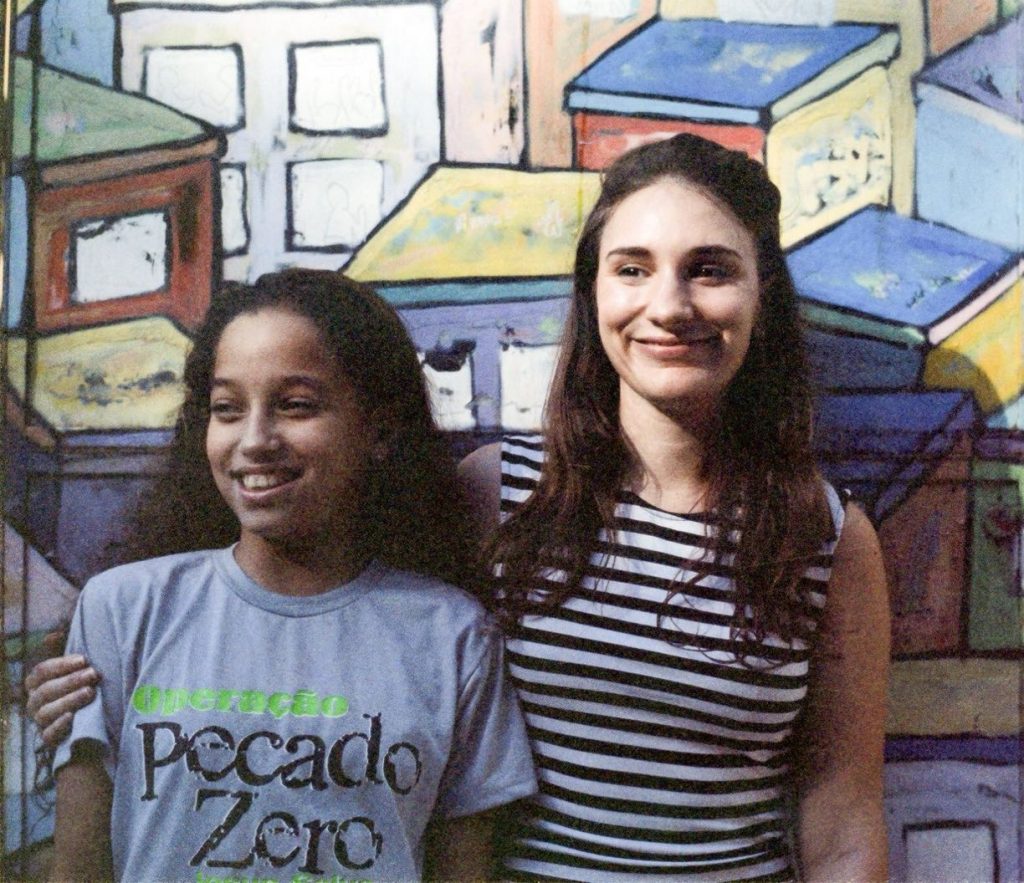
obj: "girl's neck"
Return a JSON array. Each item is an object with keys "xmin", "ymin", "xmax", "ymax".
[
  {"xmin": 619, "ymin": 390, "xmax": 717, "ymax": 514},
  {"xmin": 233, "ymin": 533, "xmax": 371, "ymax": 596}
]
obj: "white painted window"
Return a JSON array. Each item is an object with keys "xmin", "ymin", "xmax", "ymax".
[
  {"xmin": 219, "ymin": 166, "xmax": 248, "ymax": 255},
  {"xmin": 291, "ymin": 41, "xmax": 387, "ymax": 134},
  {"xmin": 289, "ymin": 159, "xmax": 384, "ymax": 250},
  {"xmin": 144, "ymin": 46, "xmax": 243, "ymax": 129},
  {"xmin": 905, "ymin": 825, "xmax": 996, "ymax": 883},
  {"xmin": 717, "ymin": 0, "xmax": 835, "ymax": 25},
  {"xmin": 558, "ymin": 0, "xmax": 639, "ymax": 17},
  {"xmin": 421, "ymin": 358, "xmax": 475, "ymax": 431},
  {"xmin": 72, "ymin": 212, "xmax": 168, "ymax": 303},
  {"xmin": 500, "ymin": 343, "xmax": 558, "ymax": 431}
]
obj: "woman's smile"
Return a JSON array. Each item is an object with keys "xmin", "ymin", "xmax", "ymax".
[{"xmin": 595, "ymin": 176, "xmax": 760, "ymax": 420}]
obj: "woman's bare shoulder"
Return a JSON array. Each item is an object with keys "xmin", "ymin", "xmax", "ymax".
[{"xmin": 457, "ymin": 442, "xmax": 503, "ymax": 534}]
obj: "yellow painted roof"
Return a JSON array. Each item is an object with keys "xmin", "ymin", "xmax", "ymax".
[
  {"xmin": 348, "ymin": 166, "xmax": 601, "ymax": 283},
  {"xmin": 7, "ymin": 317, "xmax": 188, "ymax": 431}
]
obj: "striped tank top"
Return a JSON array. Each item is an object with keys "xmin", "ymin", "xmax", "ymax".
[{"xmin": 498, "ymin": 436, "xmax": 844, "ymax": 883}]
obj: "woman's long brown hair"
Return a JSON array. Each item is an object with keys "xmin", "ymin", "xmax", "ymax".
[{"xmin": 488, "ymin": 134, "xmax": 832, "ymax": 646}]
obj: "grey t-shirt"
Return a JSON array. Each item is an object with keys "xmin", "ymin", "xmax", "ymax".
[{"xmin": 55, "ymin": 549, "xmax": 537, "ymax": 882}]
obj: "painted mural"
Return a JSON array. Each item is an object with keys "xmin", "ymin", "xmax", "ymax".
[{"xmin": 2, "ymin": 1, "xmax": 1021, "ymax": 880}]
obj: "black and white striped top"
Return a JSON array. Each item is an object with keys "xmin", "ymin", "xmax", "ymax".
[{"xmin": 498, "ymin": 436, "xmax": 844, "ymax": 883}]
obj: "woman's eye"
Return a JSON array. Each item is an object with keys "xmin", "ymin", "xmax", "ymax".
[
  {"xmin": 691, "ymin": 263, "xmax": 731, "ymax": 281},
  {"xmin": 616, "ymin": 264, "xmax": 647, "ymax": 278}
]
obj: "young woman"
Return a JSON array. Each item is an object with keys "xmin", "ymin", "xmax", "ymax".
[
  {"xmin": 459, "ymin": 134, "xmax": 890, "ymax": 881},
  {"xmin": 30, "ymin": 135, "xmax": 889, "ymax": 882},
  {"xmin": 43, "ymin": 270, "xmax": 537, "ymax": 882}
]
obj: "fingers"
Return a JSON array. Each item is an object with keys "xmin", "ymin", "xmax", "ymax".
[
  {"xmin": 24, "ymin": 655, "xmax": 100, "ymax": 741},
  {"xmin": 24, "ymin": 653, "xmax": 92, "ymax": 698},
  {"xmin": 40, "ymin": 711, "xmax": 75, "ymax": 749}
]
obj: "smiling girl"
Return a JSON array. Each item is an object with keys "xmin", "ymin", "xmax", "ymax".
[{"xmin": 46, "ymin": 270, "xmax": 536, "ymax": 882}]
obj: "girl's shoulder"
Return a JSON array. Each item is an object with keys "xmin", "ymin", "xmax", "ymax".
[
  {"xmin": 80, "ymin": 549, "xmax": 223, "ymax": 605},
  {"xmin": 371, "ymin": 565, "xmax": 489, "ymax": 618},
  {"xmin": 367, "ymin": 565, "xmax": 503, "ymax": 652}
]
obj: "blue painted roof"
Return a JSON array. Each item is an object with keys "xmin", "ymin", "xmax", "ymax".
[
  {"xmin": 568, "ymin": 18, "xmax": 885, "ymax": 112},
  {"xmin": 788, "ymin": 208, "xmax": 1013, "ymax": 329},
  {"xmin": 918, "ymin": 12, "xmax": 1024, "ymax": 124},
  {"xmin": 815, "ymin": 390, "xmax": 975, "ymax": 447},
  {"xmin": 815, "ymin": 390, "xmax": 976, "ymax": 519}
]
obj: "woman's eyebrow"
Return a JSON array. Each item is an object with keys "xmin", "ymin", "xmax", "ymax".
[
  {"xmin": 603, "ymin": 246, "xmax": 653, "ymax": 259},
  {"xmin": 604, "ymin": 244, "xmax": 745, "ymax": 260},
  {"xmin": 690, "ymin": 245, "xmax": 744, "ymax": 259}
]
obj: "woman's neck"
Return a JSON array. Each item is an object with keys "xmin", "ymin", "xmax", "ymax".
[
  {"xmin": 619, "ymin": 391, "xmax": 717, "ymax": 514},
  {"xmin": 233, "ymin": 533, "xmax": 371, "ymax": 596}
]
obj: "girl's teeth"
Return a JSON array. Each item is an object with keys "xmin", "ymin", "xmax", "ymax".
[{"xmin": 241, "ymin": 473, "xmax": 288, "ymax": 490}]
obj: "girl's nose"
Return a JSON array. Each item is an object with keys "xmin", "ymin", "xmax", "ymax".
[{"xmin": 239, "ymin": 410, "xmax": 281, "ymax": 454}]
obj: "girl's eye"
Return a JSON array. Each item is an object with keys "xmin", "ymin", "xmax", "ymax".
[
  {"xmin": 279, "ymin": 398, "xmax": 320, "ymax": 416},
  {"xmin": 208, "ymin": 400, "xmax": 242, "ymax": 421}
]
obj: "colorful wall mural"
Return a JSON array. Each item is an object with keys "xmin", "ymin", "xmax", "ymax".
[{"xmin": 2, "ymin": 1, "xmax": 1021, "ymax": 879}]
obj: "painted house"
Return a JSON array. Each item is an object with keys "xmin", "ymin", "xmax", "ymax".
[
  {"xmin": 521, "ymin": 0, "xmax": 659, "ymax": 168},
  {"xmin": 347, "ymin": 165, "xmax": 601, "ymax": 432},
  {"xmin": 112, "ymin": 0, "xmax": 444, "ymax": 281},
  {"xmin": 565, "ymin": 17, "xmax": 900, "ymax": 246},
  {"xmin": 969, "ymin": 448, "xmax": 1024, "ymax": 653},
  {"xmin": 924, "ymin": 0, "xmax": 1000, "ymax": 56},
  {"xmin": 815, "ymin": 389, "xmax": 977, "ymax": 656},
  {"xmin": 915, "ymin": 12, "xmax": 1024, "ymax": 252},
  {"xmin": 4, "ymin": 526, "xmax": 78, "ymax": 856},
  {"xmin": 787, "ymin": 207, "xmax": 1019, "ymax": 405},
  {"xmin": 8, "ymin": 55, "xmax": 221, "ymax": 333},
  {"xmin": 5, "ymin": 315, "xmax": 187, "ymax": 583},
  {"xmin": 440, "ymin": 0, "xmax": 525, "ymax": 165}
]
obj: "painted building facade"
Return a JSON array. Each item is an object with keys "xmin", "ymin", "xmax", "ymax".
[{"xmin": 3, "ymin": 1, "xmax": 1022, "ymax": 880}]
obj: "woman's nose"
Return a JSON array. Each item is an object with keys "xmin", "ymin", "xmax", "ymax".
[{"xmin": 647, "ymin": 273, "xmax": 696, "ymax": 324}]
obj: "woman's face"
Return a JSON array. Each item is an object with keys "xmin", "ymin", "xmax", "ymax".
[
  {"xmin": 205, "ymin": 307, "xmax": 374, "ymax": 553},
  {"xmin": 595, "ymin": 176, "xmax": 760, "ymax": 421}
]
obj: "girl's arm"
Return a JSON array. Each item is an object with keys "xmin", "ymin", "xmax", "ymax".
[
  {"xmin": 51, "ymin": 742, "xmax": 113, "ymax": 882},
  {"xmin": 793, "ymin": 503, "xmax": 890, "ymax": 882},
  {"xmin": 423, "ymin": 810, "xmax": 496, "ymax": 881}
]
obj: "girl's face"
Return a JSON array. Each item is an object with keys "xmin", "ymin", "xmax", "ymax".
[
  {"xmin": 205, "ymin": 307, "xmax": 374, "ymax": 554},
  {"xmin": 595, "ymin": 176, "xmax": 760, "ymax": 421}
]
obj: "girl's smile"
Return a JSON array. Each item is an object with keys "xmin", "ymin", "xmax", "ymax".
[{"xmin": 206, "ymin": 307, "xmax": 374, "ymax": 576}]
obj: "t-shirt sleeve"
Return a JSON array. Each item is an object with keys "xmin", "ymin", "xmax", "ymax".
[
  {"xmin": 52, "ymin": 578, "xmax": 125, "ymax": 781},
  {"xmin": 433, "ymin": 619, "xmax": 537, "ymax": 819}
]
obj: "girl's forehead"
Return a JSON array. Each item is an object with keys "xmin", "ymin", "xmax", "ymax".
[{"xmin": 212, "ymin": 308, "xmax": 345, "ymax": 380}]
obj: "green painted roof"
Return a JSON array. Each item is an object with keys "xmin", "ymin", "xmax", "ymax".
[{"xmin": 12, "ymin": 55, "xmax": 210, "ymax": 166}]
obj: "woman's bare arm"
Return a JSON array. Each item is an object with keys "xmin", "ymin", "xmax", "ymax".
[
  {"xmin": 794, "ymin": 503, "xmax": 890, "ymax": 882},
  {"xmin": 51, "ymin": 742, "xmax": 114, "ymax": 882},
  {"xmin": 457, "ymin": 442, "xmax": 502, "ymax": 537}
]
